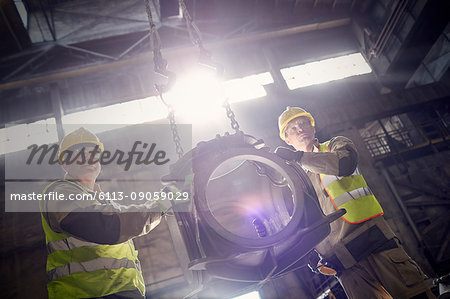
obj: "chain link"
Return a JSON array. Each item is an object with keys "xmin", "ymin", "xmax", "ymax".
[
  {"xmin": 143, "ymin": 0, "xmax": 183, "ymax": 157},
  {"xmin": 178, "ymin": 0, "xmax": 244, "ymax": 134},
  {"xmin": 147, "ymin": 0, "xmax": 244, "ymax": 147},
  {"xmin": 143, "ymin": 0, "xmax": 168, "ymax": 75},
  {"xmin": 168, "ymin": 106, "xmax": 185, "ymax": 158},
  {"xmin": 178, "ymin": 0, "xmax": 204, "ymax": 49},
  {"xmin": 158, "ymin": 92, "xmax": 184, "ymax": 158},
  {"xmin": 143, "ymin": 0, "xmax": 159, "ymax": 49},
  {"xmin": 178, "ymin": 0, "xmax": 219, "ymax": 76},
  {"xmin": 223, "ymin": 99, "xmax": 241, "ymax": 133}
]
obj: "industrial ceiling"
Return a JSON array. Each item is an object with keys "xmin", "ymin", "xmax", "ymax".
[{"xmin": 1, "ymin": 0, "xmax": 447, "ymax": 127}]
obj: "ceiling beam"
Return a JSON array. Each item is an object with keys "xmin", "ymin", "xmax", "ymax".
[
  {"xmin": 0, "ymin": 17, "xmax": 350, "ymax": 91},
  {"xmin": 379, "ymin": 0, "xmax": 450, "ymax": 90}
]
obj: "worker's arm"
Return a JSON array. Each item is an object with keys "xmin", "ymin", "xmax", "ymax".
[
  {"xmin": 275, "ymin": 136, "xmax": 358, "ymax": 176},
  {"xmin": 301, "ymin": 136, "xmax": 358, "ymax": 176},
  {"xmin": 44, "ymin": 183, "xmax": 161, "ymax": 245}
]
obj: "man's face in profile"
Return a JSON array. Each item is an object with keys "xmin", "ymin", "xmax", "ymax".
[{"xmin": 62, "ymin": 145, "xmax": 101, "ymax": 182}]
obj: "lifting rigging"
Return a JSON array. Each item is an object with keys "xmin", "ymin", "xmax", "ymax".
[{"xmin": 142, "ymin": 1, "xmax": 345, "ymax": 297}]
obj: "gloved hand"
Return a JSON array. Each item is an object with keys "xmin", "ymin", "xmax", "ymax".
[
  {"xmin": 307, "ymin": 249, "xmax": 321, "ymax": 274},
  {"xmin": 316, "ymin": 261, "xmax": 338, "ymax": 276},
  {"xmin": 274, "ymin": 146, "xmax": 304, "ymax": 162},
  {"xmin": 306, "ymin": 250, "xmax": 338, "ymax": 276}
]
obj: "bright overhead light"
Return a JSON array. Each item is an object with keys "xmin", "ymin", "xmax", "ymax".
[
  {"xmin": 280, "ymin": 52, "xmax": 372, "ymax": 90},
  {"xmin": 165, "ymin": 68, "xmax": 274, "ymax": 123},
  {"xmin": 164, "ymin": 67, "xmax": 223, "ymax": 123}
]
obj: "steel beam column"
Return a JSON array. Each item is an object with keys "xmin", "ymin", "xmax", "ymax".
[
  {"xmin": 262, "ymin": 47, "xmax": 289, "ymax": 92},
  {"xmin": 381, "ymin": 168, "xmax": 423, "ymax": 243},
  {"xmin": 50, "ymin": 83, "xmax": 65, "ymax": 142}
]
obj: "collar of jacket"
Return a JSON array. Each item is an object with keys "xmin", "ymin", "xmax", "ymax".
[{"xmin": 63, "ymin": 174, "xmax": 102, "ymax": 193}]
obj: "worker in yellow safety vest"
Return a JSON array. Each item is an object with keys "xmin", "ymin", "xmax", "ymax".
[
  {"xmin": 40, "ymin": 127, "xmax": 161, "ymax": 298},
  {"xmin": 275, "ymin": 106, "xmax": 435, "ymax": 299}
]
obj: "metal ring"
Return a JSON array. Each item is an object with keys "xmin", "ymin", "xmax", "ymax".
[{"xmin": 193, "ymin": 146, "xmax": 312, "ymax": 249}]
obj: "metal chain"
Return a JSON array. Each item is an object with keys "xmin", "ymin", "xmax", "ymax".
[
  {"xmin": 158, "ymin": 92, "xmax": 184, "ymax": 158},
  {"xmin": 143, "ymin": 0, "xmax": 183, "ymax": 157},
  {"xmin": 223, "ymin": 99, "xmax": 242, "ymax": 133},
  {"xmin": 168, "ymin": 106, "xmax": 185, "ymax": 158},
  {"xmin": 143, "ymin": 0, "xmax": 158, "ymax": 48},
  {"xmin": 178, "ymin": 0, "xmax": 244, "ymax": 134},
  {"xmin": 148, "ymin": 0, "xmax": 244, "ymax": 140},
  {"xmin": 143, "ymin": 0, "xmax": 168, "ymax": 75},
  {"xmin": 178, "ymin": 0, "xmax": 213, "ymax": 67},
  {"xmin": 178, "ymin": 0, "xmax": 203, "ymax": 49}
]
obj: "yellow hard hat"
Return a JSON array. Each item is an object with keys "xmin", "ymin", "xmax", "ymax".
[
  {"xmin": 59, "ymin": 127, "xmax": 104, "ymax": 163},
  {"xmin": 278, "ymin": 106, "xmax": 315, "ymax": 140}
]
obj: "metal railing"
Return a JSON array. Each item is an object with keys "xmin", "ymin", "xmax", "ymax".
[{"xmin": 362, "ymin": 119, "xmax": 449, "ymax": 158}]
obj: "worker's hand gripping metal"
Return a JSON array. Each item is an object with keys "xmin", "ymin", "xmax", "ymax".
[
  {"xmin": 307, "ymin": 250, "xmax": 340, "ymax": 276},
  {"xmin": 275, "ymin": 146, "xmax": 304, "ymax": 162}
]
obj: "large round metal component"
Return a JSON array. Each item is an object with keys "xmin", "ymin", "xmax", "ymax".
[
  {"xmin": 162, "ymin": 133, "xmax": 335, "ymax": 296},
  {"xmin": 194, "ymin": 146, "xmax": 310, "ymax": 248}
]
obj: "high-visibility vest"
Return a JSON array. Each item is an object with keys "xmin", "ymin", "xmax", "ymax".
[
  {"xmin": 40, "ymin": 180, "xmax": 146, "ymax": 299},
  {"xmin": 318, "ymin": 141, "xmax": 384, "ymax": 224}
]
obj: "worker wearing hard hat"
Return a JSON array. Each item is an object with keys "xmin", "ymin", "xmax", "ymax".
[
  {"xmin": 40, "ymin": 127, "xmax": 161, "ymax": 299},
  {"xmin": 275, "ymin": 107, "xmax": 435, "ymax": 299}
]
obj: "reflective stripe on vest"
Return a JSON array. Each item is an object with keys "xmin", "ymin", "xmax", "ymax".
[
  {"xmin": 46, "ymin": 236, "xmax": 99, "ymax": 254},
  {"xmin": 318, "ymin": 141, "xmax": 384, "ymax": 223},
  {"xmin": 48, "ymin": 256, "xmax": 137, "ymax": 281},
  {"xmin": 40, "ymin": 180, "xmax": 146, "ymax": 298}
]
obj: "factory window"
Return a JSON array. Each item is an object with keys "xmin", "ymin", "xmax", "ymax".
[
  {"xmin": 232, "ymin": 291, "xmax": 260, "ymax": 299},
  {"xmin": 13, "ymin": 0, "xmax": 28, "ymax": 28},
  {"xmin": 0, "ymin": 118, "xmax": 57, "ymax": 155},
  {"xmin": 280, "ymin": 53, "xmax": 372, "ymax": 90},
  {"xmin": 62, "ymin": 96, "xmax": 167, "ymax": 134},
  {"xmin": 223, "ymin": 72, "xmax": 274, "ymax": 103},
  {"xmin": 63, "ymin": 71, "xmax": 274, "ymax": 127}
]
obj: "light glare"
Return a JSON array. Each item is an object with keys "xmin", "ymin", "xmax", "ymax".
[
  {"xmin": 165, "ymin": 68, "xmax": 223, "ymax": 123},
  {"xmin": 164, "ymin": 69, "xmax": 274, "ymax": 123}
]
